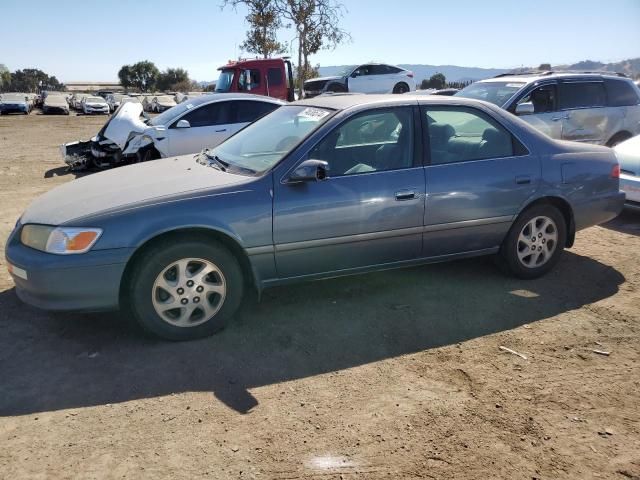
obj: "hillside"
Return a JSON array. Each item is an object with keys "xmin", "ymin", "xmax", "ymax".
[{"xmin": 317, "ymin": 57, "xmax": 640, "ymax": 83}]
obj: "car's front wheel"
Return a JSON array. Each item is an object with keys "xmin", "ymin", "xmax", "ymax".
[
  {"xmin": 393, "ymin": 82, "xmax": 410, "ymax": 94},
  {"xmin": 126, "ymin": 238, "xmax": 244, "ymax": 340},
  {"xmin": 499, "ymin": 204, "xmax": 566, "ymax": 279}
]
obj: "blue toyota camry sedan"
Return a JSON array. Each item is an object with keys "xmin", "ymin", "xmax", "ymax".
[{"xmin": 6, "ymin": 94, "xmax": 625, "ymax": 340}]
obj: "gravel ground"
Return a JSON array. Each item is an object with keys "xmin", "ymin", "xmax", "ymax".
[{"xmin": 0, "ymin": 112, "xmax": 639, "ymax": 479}]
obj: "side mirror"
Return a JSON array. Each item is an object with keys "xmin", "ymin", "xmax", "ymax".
[
  {"xmin": 515, "ymin": 102, "xmax": 535, "ymax": 115},
  {"xmin": 176, "ymin": 119, "xmax": 190, "ymax": 128},
  {"xmin": 286, "ymin": 159, "xmax": 329, "ymax": 184}
]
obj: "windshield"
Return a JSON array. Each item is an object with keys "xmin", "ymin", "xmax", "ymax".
[
  {"xmin": 455, "ymin": 81, "xmax": 526, "ymax": 107},
  {"xmin": 86, "ymin": 97, "xmax": 104, "ymax": 103},
  {"xmin": 215, "ymin": 70, "xmax": 234, "ymax": 92},
  {"xmin": 207, "ymin": 105, "xmax": 334, "ymax": 175},
  {"xmin": 157, "ymin": 96, "xmax": 174, "ymax": 103}
]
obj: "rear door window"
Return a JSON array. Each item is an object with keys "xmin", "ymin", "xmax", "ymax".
[
  {"xmin": 558, "ymin": 82, "xmax": 606, "ymax": 109},
  {"xmin": 232, "ymin": 100, "xmax": 279, "ymax": 124},
  {"xmin": 423, "ymin": 107, "xmax": 522, "ymax": 165},
  {"xmin": 605, "ymin": 79, "xmax": 640, "ymax": 106}
]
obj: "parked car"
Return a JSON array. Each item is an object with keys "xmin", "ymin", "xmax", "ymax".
[
  {"xmin": 120, "ymin": 96, "xmax": 140, "ymax": 106},
  {"xmin": 303, "ymin": 64, "xmax": 416, "ymax": 97},
  {"xmin": 151, "ymin": 95, "xmax": 177, "ymax": 113},
  {"xmin": 455, "ymin": 72, "xmax": 640, "ymax": 146},
  {"xmin": 10, "ymin": 94, "xmax": 624, "ymax": 340},
  {"xmin": 106, "ymin": 93, "xmax": 127, "ymax": 112},
  {"xmin": 142, "ymin": 95, "xmax": 155, "ymax": 112},
  {"xmin": 42, "ymin": 94, "xmax": 70, "ymax": 115},
  {"xmin": 81, "ymin": 96, "xmax": 110, "ymax": 115},
  {"xmin": 614, "ymin": 134, "xmax": 640, "ymax": 209},
  {"xmin": 0, "ymin": 93, "xmax": 32, "ymax": 115},
  {"xmin": 61, "ymin": 93, "xmax": 284, "ymax": 169}
]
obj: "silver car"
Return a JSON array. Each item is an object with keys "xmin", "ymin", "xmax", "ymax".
[{"xmin": 456, "ymin": 72, "xmax": 640, "ymax": 146}]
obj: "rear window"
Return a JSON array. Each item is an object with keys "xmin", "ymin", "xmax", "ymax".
[
  {"xmin": 605, "ymin": 79, "xmax": 640, "ymax": 107},
  {"xmin": 558, "ymin": 82, "xmax": 606, "ymax": 109}
]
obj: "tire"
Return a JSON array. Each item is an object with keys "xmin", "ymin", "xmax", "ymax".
[
  {"xmin": 393, "ymin": 83, "xmax": 409, "ymax": 94},
  {"xmin": 499, "ymin": 204, "xmax": 566, "ymax": 279},
  {"xmin": 125, "ymin": 238, "xmax": 244, "ymax": 341},
  {"xmin": 606, "ymin": 132, "xmax": 631, "ymax": 148}
]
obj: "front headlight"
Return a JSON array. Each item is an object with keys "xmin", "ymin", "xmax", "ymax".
[{"xmin": 21, "ymin": 225, "xmax": 102, "ymax": 254}]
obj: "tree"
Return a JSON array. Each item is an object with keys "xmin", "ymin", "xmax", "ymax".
[
  {"xmin": 0, "ymin": 64, "xmax": 10, "ymax": 91},
  {"xmin": 276, "ymin": 0, "xmax": 349, "ymax": 89},
  {"xmin": 224, "ymin": 0, "xmax": 286, "ymax": 58},
  {"xmin": 420, "ymin": 73, "xmax": 446, "ymax": 90},
  {"xmin": 157, "ymin": 68, "xmax": 190, "ymax": 91},
  {"xmin": 118, "ymin": 60, "xmax": 159, "ymax": 92},
  {"xmin": 538, "ymin": 63, "xmax": 552, "ymax": 71},
  {"xmin": 9, "ymin": 68, "xmax": 64, "ymax": 92}
]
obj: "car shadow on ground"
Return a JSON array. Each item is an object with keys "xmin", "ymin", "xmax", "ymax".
[
  {"xmin": 0, "ymin": 251, "xmax": 624, "ymax": 416},
  {"xmin": 43, "ymin": 166, "xmax": 90, "ymax": 179},
  {"xmin": 603, "ymin": 209, "xmax": 640, "ymax": 237}
]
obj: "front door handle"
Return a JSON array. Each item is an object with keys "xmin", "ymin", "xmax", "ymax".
[
  {"xmin": 395, "ymin": 190, "xmax": 416, "ymax": 201},
  {"xmin": 551, "ymin": 114, "xmax": 569, "ymax": 122},
  {"xmin": 215, "ymin": 128, "xmax": 227, "ymax": 133},
  {"xmin": 515, "ymin": 175, "xmax": 531, "ymax": 185}
]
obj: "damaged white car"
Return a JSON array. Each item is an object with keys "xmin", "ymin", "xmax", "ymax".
[{"xmin": 61, "ymin": 93, "xmax": 284, "ymax": 170}]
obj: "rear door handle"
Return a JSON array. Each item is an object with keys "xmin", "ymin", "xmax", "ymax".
[
  {"xmin": 515, "ymin": 175, "xmax": 531, "ymax": 185},
  {"xmin": 215, "ymin": 128, "xmax": 227, "ymax": 132},
  {"xmin": 395, "ymin": 190, "xmax": 416, "ymax": 201}
]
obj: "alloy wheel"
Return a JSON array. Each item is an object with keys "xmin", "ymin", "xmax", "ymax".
[
  {"xmin": 152, "ymin": 258, "xmax": 226, "ymax": 327},
  {"xmin": 516, "ymin": 216, "xmax": 558, "ymax": 268}
]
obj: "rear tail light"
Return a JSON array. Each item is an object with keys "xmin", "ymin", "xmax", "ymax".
[
  {"xmin": 611, "ymin": 164, "xmax": 620, "ymax": 178},
  {"xmin": 407, "ymin": 72, "xmax": 414, "ymax": 78}
]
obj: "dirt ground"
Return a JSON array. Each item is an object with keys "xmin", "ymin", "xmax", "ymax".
[{"xmin": 0, "ymin": 112, "xmax": 639, "ymax": 480}]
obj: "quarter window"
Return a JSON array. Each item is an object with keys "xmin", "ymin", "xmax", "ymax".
[
  {"xmin": 605, "ymin": 78, "xmax": 640, "ymax": 107},
  {"xmin": 424, "ymin": 107, "xmax": 517, "ymax": 165},
  {"xmin": 309, "ymin": 107, "xmax": 414, "ymax": 176},
  {"xmin": 558, "ymin": 82, "xmax": 606, "ymax": 109}
]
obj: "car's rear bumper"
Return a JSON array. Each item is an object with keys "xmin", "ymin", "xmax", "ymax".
[
  {"xmin": 5, "ymin": 234, "xmax": 134, "ymax": 312},
  {"xmin": 620, "ymin": 173, "xmax": 640, "ymax": 205},
  {"xmin": 573, "ymin": 191, "xmax": 626, "ymax": 231}
]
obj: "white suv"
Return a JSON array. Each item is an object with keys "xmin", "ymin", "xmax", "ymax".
[
  {"xmin": 456, "ymin": 72, "xmax": 640, "ymax": 146},
  {"xmin": 303, "ymin": 63, "xmax": 416, "ymax": 97}
]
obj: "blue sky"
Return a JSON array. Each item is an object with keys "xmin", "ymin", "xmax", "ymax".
[{"xmin": 1, "ymin": 0, "xmax": 639, "ymax": 82}]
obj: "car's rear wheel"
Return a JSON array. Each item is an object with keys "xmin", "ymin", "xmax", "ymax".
[
  {"xmin": 126, "ymin": 238, "xmax": 244, "ymax": 340},
  {"xmin": 499, "ymin": 204, "xmax": 566, "ymax": 279},
  {"xmin": 393, "ymin": 82, "xmax": 409, "ymax": 94}
]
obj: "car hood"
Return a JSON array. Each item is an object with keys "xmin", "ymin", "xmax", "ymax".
[
  {"xmin": 1, "ymin": 99, "xmax": 27, "ymax": 105},
  {"xmin": 304, "ymin": 76, "xmax": 343, "ymax": 85},
  {"xmin": 20, "ymin": 155, "xmax": 250, "ymax": 225},
  {"xmin": 86, "ymin": 102, "xmax": 108, "ymax": 107},
  {"xmin": 99, "ymin": 102, "xmax": 149, "ymax": 149}
]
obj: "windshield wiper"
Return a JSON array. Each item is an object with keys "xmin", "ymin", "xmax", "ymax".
[{"xmin": 201, "ymin": 149, "xmax": 227, "ymax": 172}]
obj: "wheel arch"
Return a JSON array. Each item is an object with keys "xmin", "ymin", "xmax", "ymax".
[
  {"xmin": 119, "ymin": 227, "xmax": 258, "ymax": 305},
  {"xmin": 518, "ymin": 196, "xmax": 575, "ymax": 247},
  {"xmin": 393, "ymin": 82, "xmax": 410, "ymax": 93}
]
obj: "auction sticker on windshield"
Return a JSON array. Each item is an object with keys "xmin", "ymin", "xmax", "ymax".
[{"xmin": 298, "ymin": 107, "xmax": 330, "ymax": 120}]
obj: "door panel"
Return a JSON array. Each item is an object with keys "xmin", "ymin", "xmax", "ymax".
[
  {"xmin": 562, "ymin": 107, "xmax": 616, "ymax": 144},
  {"xmin": 557, "ymin": 81, "xmax": 609, "ymax": 144},
  {"xmin": 167, "ymin": 101, "xmax": 232, "ymax": 155},
  {"xmin": 422, "ymin": 106, "xmax": 540, "ymax": 256},
  {"xmin": 273, "ymin": 106, "xmax": 424, "ymax": 278},
  {"xmin": 511, "ymin": 83, "xmax": 562, "ymax": 140},
  {"xmin": 273, "ymin": 169, "xmax": 425, "ymax": 277}
]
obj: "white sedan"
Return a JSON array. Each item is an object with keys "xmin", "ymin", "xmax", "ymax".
[
  {"xmin": 615, "ymin": 135, "xmax": 640, "ymax": 209},
  {"xmin": 81, "ymin": 96, "xmax": 110, "ymax": 115}
]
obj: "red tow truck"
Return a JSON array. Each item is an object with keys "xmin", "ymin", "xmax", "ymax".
[{"xmin": 214, "ymin": 57, "xmax": 296, "ymax": 102}]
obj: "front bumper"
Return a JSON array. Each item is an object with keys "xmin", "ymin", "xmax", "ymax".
[
  {"xmin": 1, "ymin": 105, "xmax": 29, "ymax": 113},
  {"xmin": 5, "ymin": 230, "xmax": 134, "ymax": 312},
  {"xmin": 43, "ymin": 106, "xmax": 69, "ymax": 114}
]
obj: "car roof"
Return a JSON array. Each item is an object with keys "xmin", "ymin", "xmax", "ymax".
[
  {"xmin": 479, "ymin": 72, "xmax": 632, "ymax": 84},
  {"xmin": 292, "ymin": 93, "xmax": 494, "ymax": 111}
]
